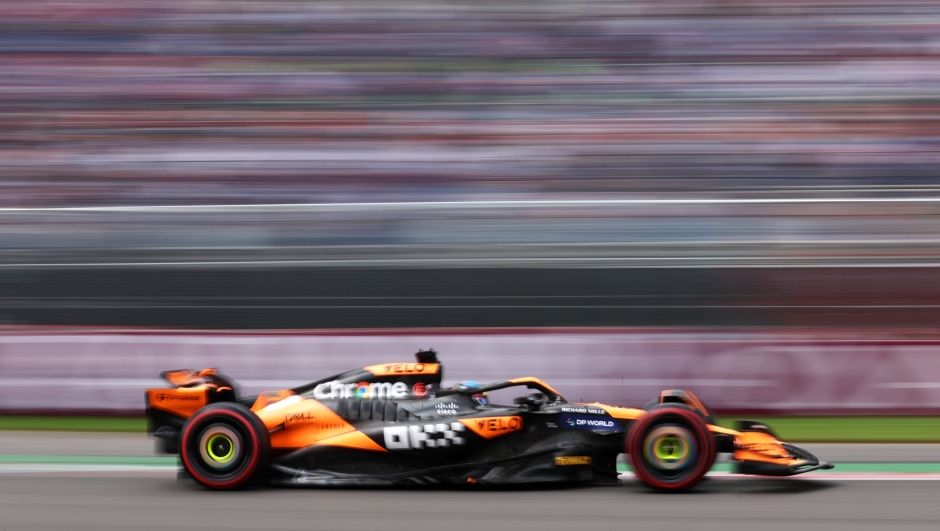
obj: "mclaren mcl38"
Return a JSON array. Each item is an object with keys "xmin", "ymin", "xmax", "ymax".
[{"xmin": 146, "ymin": 350, "xmax": 832, "ymax": 491}]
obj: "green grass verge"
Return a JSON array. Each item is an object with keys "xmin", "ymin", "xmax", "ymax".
[
  {"xmin": 0, "ymin": 416, "xmax": 146, "ymax": 432},
  {"xmin": 3, "ymin": 415, "xmax": 940, "ymax": 442},
  {"xmin": 716, "ymin": 417, "xmax": 940, "ymax": 443}
]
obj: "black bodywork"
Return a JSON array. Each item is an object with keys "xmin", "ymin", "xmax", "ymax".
[{"xmin": 268, "ymin": 391, "xmax": 626, "ymax": 486}]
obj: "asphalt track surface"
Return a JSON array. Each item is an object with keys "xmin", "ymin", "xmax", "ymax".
[
  {"xmin": 2, "ymin": 433, "xmax": 940, "ymax": 530},
  {"xmin": 1, "ymin": 473, "xmax": 938, "ymax": 531}
]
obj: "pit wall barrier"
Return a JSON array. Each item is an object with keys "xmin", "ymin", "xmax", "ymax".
[{"xmin": 1, "ymin": 327, "xmax": 939, "ymax": 415}]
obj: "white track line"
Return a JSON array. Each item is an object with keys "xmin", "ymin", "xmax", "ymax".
[
  {"xmin": 0, "ymin": 464, "xmax": 177, "ymax": 474},
  {"xmin": 617, "ymin": 472, "xmax": 940, "ymax": 481}
]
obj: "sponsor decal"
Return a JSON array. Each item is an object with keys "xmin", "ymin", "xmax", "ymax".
[
  {"xmin": 314, "ymin": 422, "xmax": 347, "ymax": 430},
  {"xmin": 285, "ymin": 411, "xmax": 315, "ymax": 421},
  {"xmin": 472, "ymin": 416, "xmax": 523, "ymax": 435},
  {"xmin": 154, "ymin": 393, "xmax": 201, "ymax": 402},
  {"xmin": 148, "ymin": 389, "xmax": 206, "ymax": 415},
  {"xmin": 364, "ymin": 363, "xmax": 440, "ymax": 377},
  {"xmin": 555, "ymin": 456, "xmax": 592, "ymax": 466},
  {"xmin": 383, "ymin": 422, "xmax": 466, "ymax": 450},
  {"xmin": 545, "ymin": 422, "xmax": 558, "ymax": 429},
  {"xmin": 284, "ymin": 410, "xmax": 317, "ymax": 428},
  {"xmin": 383, "ymin": 363, "xmax": 430, "ymax": 374},
  {"xmin": 560, "ymin": 406, "xmax": 605, "ymax": 415},
  {"xmin": 412, "ymin": 382, "xmax": 430, "ymax": 398},
  {"xmin": 313, "ymin": 380, "xmax": 410, "ymax": 400},
  {"xmin": 561, "ymin": 415, "xmax": 622, "ymax": 432},
  {"xmin": 435, "ymin": 401, "xmax": 460, "ymax": 415}
]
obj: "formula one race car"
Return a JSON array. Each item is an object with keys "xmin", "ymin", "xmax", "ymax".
[{"xmin": 145, "ymin": 350, "xmax": 832, "ymax": 491}]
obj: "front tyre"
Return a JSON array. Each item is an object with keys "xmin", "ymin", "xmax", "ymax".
[
  {"xmin": 627, "ymin": 407, "xmax": 715, "ymax": 491},
  {"xmin": 180, "ymin": 403, "xmax": 270, "ymax": 490}
]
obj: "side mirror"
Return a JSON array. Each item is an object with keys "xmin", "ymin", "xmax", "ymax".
[{"xmin": 513, "ymin": 395, "xmax": 542, "ymax": 411}]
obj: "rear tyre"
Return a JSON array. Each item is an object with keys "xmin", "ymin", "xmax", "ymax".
[
  {"xmin": 180, "ymin": 403, "xmax": 270, "ymax": 490},
  {"xmin": 627, "ymin": 407, "xmax": 715, "ymax": 491}
]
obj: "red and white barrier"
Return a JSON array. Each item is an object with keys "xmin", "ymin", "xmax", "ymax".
[{"xmin": 1, "ymin": 327, "xmax": 939, "ymax": 414}]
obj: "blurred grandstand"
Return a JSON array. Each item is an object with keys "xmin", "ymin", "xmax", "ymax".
[
  {"xmin": 2, "ymin": 1, "xmax": 940, "ymax": 328},
  {"xmin": 3, "ymin": 0, "xmax": 940, "ymax": 205}
]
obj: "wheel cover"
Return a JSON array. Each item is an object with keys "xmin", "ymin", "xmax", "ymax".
[
  {"xmin": 643, "ymin": 425, "xmax": 695, "ymax": 472},
  {"xmin": 207, "ymin": 434, "xmax": 235, "ymax": 462},
  {"xmin": 197, "ymin": 425, "xmax": 242, "ymax": 471}
]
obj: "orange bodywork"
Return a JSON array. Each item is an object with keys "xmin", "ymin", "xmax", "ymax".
[
  {"xmin": 147, "ymin": 387, "xmax": 209, "ymax": 418},
  {"xmin": 249, "ymin": 390, "xmax": 295, "ymax": 412},
  {"xmin": 506, "ymin": 377, "xmax": 566, "ymax": 399},
  {"xmin": 459, "ymin": 416, "xmax": 524, "ymax": 438},
  {"xmin": 252, "ymin": 395, "xmax": 388, "ymax": 452},
  {"xmin": 733, "ymin": 430, "xmax": 798, "ymax": 465}
]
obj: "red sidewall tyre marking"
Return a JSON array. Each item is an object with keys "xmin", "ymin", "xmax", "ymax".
[
  {"xmin": 627, "ymin": 408, "xmax": 715, "ymax": 490},
  {"xmin": 181, "ymin": 408, "xmax": 261, "ymax": 490}
]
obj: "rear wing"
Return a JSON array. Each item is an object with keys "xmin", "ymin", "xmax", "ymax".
[{"xmin": 145, "ymin": 368, "xmax": 238, "ymax": 454}]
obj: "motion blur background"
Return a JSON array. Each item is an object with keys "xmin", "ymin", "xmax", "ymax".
[{"xmin": 3, "ymin": 0, "xmax": 940, "ymax": 421}]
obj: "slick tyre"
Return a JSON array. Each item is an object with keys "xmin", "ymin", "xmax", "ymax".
[
  {"xmin": 627, "ymin": 407, "xmax": 715, "ymax": 491},
  {"xmin": 180, "ymin": 403, "xmax": 270, "ymax": 490}
]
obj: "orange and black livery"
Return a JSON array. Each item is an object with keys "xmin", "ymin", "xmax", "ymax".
[{"xmin": 145, "ymin": 349, "xmax": 832, "ymax": 491}]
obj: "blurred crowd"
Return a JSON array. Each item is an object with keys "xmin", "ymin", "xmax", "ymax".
[{"xmin": 3, "ymin": 0, "xmax": 940, "ymax": 207}]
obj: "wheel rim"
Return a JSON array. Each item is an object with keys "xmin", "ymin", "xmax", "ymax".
[
  {"xmin": 643, "ymin": 425, "xmax": 695, "ymax": 473},
  {"xmin": 207, "ymin": 434, "xmax": 235, "ymax": 462},
  {"xmin": 197, "ymin": 425, "xmax": 243, "ymax": 471}
]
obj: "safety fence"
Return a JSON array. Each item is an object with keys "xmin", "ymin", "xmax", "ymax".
[{"xmin": 1, "ymin": 327, "xmax": 939, "ymax": 415}]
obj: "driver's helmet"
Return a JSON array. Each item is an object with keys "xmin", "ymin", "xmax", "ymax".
[{"xmin": 452, "ymin": 380, "xmax": 488, "ymax": 406}]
